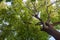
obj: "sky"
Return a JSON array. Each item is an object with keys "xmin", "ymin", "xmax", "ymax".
[
  {"xmin": 6, "ymin": 0, "xmax": 56, "ymax": 6},
  {"xmin": 6, "ymin": 2, "xmax": 11, "ymax": 6},
  {"xmin": 49, "ymin": 37, "xmax": 55, "ymax": 40}
]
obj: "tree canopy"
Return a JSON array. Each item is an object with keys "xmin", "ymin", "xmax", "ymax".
[{"xmin": 0, "ymin": 0, "xmax": 60, "ymax": 40}]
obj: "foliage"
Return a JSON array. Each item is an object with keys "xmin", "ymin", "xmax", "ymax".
[
  {"xmin": 6, "ymin": 0, "xmax": 11, "ymax": 2},
  {"xmin": 0, "ymin": 0, "xmax": 2, "ymax": 2},
  {"xmin": 0, "ymin": 0, "xmax": 60, "ymax": 40}
]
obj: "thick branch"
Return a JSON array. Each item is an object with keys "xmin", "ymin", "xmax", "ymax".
[{"xmin": 52, "ymin": 22, "xmax": 60, "ymax": 26}]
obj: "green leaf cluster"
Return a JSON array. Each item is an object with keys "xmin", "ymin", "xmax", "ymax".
[{"xmin": 0, "ymin": 0, "xmax": 60, "ymax": 40}]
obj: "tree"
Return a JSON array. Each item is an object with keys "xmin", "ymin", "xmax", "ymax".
[{"xmin": 0, "ymin": 0, "xmax": 60, "ymax": 40}]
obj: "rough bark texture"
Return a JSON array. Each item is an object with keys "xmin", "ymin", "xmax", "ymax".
[
  {"xmin": 42, "ymin": 23, "xmax": 60, "ymax": 40},
  {"xmin": 44, "ymin": 28, "xmax": 60, "ymax": 40}
]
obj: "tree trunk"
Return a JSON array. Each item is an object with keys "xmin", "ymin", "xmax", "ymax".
[{"xmin": 44, "ymin": 28, "xmax": 60, "ymax": 40}]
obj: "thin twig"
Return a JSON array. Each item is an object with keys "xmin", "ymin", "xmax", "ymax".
[
  {"xmin": 46, "ymin": 0, "xmax": 51, "ymax": 23},
  {"xmin": 32, "ymin": 2, "xmax": 37, "ymax": 12},
  {"xmin": 47, "ymin": 0, "xmax": 59, "ymax": 7}
]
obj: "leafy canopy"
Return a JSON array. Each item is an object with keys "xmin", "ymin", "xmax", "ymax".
[{"xmin": 0, "ymin": 0, "xmax": 60, "ymax": 40}]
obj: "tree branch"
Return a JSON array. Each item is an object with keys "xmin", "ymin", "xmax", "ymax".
[
  {"xmin": 47, "ymin": 0, "xmax": 59, "ymax": 7},
  {"xmin": 46, "ymin": 0, "xmax": 51, "ymax": 23},
  {"xmin": 32, "ymin": 2, "xmax": 38, "ymax": 13},
  {"xmin": 52, "ymin": 22, "xmax": 60, "ymax": 26}
]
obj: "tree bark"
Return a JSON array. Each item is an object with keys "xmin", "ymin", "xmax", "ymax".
[{"xmin": 44, "ymin": 28, "xmax": 60, "ymax": 40}]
